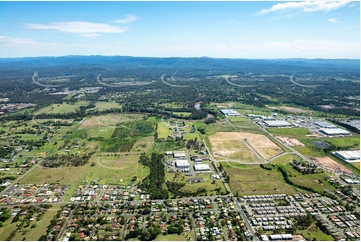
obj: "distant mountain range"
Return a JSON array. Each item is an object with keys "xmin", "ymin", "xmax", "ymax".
[{"xmin": 0, "ymin": 55, "xmax": 359, "ymax": 73}]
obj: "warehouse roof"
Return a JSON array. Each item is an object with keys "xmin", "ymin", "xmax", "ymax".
[
  {"xmin": 319, "ymin": 128, "xmax": 350, "ymax": 135},
  {"xmin": 264, "ymin": 120, "xmax": 292, "ymax": 127}
]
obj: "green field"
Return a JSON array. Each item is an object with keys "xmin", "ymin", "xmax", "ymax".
[
  {"xmin": 173, "ymin": 112, "xmax": 191, "ymax": 117},
  {"xmin": 154, "ymin": 233, "xmax": 190, "ymax": 241},
  {"xmin": 227, "ymin": 116, "xmax": 262, "ymax": 132},
  {"xmin": 352, "ymin": 162, "xmax": 360, "ymax": 169},
  {"xmin": 221, "ymin": 162, "xmax": 296, "ymax": 195},
  {"xmin": 157, "ymin": 121, "xmax": 173, "ymax": 139},
  {"xmin": 298, "ymin": 222, "xmax": 334, "ymax": 241},
  {"xmin": 268, "ymin": 127, "xmax": 311, "ymax": 138},
  {"xmin": 35, "ymin": 101, "xmax": 90, "ymax": 114}
]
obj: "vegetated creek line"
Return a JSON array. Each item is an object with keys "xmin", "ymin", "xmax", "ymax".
[{"xmin": 194, "ymin": 102, "xmax": 214, "ymax": 118}]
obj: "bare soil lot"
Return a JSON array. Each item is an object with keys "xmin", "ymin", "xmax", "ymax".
[
  {"xmin": 311, "ymin": 157, "xmax": 353, "ymax": 175},
  {"xmin": 277, "ymin": 136, "xmax": 305, "ymax": 146},
  {"xmin": 267, "ymin": 105, "xmax": 310, "ymax": 113},
  {"xmin": 209, "ymin": 132, "xmax": 282, "ymax": 161}
]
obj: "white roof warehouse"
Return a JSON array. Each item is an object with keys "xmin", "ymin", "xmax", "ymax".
[{"xmin": 264, "ymin": 120, "xmax": 292, "ymax": 127}]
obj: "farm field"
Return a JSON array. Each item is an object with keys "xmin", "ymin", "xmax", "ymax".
[
  {"xmin": 209, "ymin": 132, "xmax": 282, "ymax": 161},
  {"xmin": 220, "ymin": 162, "xmax": 296, "ymax": 195}
]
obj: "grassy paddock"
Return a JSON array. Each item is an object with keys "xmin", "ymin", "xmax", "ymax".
[{"xmin": 221, "ymin": 162, "xmax": 296, "ymax": 195}]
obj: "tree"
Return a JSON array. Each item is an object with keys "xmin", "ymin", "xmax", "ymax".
[{"xmin": 140, "ymin": 230, "xmax": 151, "ymax": 241}]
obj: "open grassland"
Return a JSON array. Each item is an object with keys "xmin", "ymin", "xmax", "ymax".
[
  {"xmin": 352, "ymin": 162, "xmax": 360, "ymax": 169},
  {"xmin": 90, "ymin": 101, "xmax": 122, "ymax": 111},
  {"xmin": 165, "ymin": 172, "xmax": 227, "ymax": 196},
  {"xmin": 157, "ymin": 121, "xmax": 173, "ymax": 139},
  {"xmin": 227, "ymin": 116, "xmax": 262, "ymax": 132},
  {"xmin": 221, "ymin": 162, "xmax": 296, "ymax": 195},
  {"xmin": 268, "ymin": 127, "xmax": 311, "ymax": 138},
  {"xmin": 19, "ymin": 154, "xmax": 149, "ymax": 186},
  {"xmin": 195, "ymin": 119, "xmax": 234, "ymax": 136},
  {"xmin": 266, "ymin": 105, "xmax": 311, "ymax": 114},
  {"xmin": 281, "ymin": 163, "xmax": 335, "ymax": 193},
  {"xmin": 322, "ymin": 135, "xmax": 360, "ymax": 149},
  {"xmin": 130, "ymin": 136, "xmax": 155, "ymax": 153},
  {"xmin": 80, "ymin": 113, "xmax": 143, "ymax": 129},
  {"xmin": 35, "ymin": 101, "xmax": 89, "ymax": 114},
  {"xmin": 173, "ymin": 111, "xmax": 191, "ymax": 117},
  {"xmin": 13, "ymin": 205, "xmax": 62, "ymax": 241},
  {"xmin": 154, "ymin": 233, "xmax": 190, "ymax": 241},
  {"xmin": 209, "ymin": 132, "xmax": 282, "ymax": 161},
  {"xmin": 298, "ymin": 222, "xmax": 334, "ymax": 241}
]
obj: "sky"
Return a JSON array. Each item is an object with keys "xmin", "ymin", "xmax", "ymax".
[{"xmin": 0, "ymin": 1, "xmax": 359, "ymax": 59}]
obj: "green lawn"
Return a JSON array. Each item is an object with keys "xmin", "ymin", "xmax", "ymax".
[
  {"xmin": 154, "ymin": 233, "xmax": 189, "ymax": 241},
  {"xmin": 227, "ymin": 116, "xmax": 262, "ymax": 132}
]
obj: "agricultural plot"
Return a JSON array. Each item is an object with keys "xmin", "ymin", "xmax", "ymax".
[
  {"xmin": 220, "ymin": 162, "xmax": 296, "ymax": 195},
  {"xmin": 209, "ymin": 132, "xmax": 283, "ymax": 161}
]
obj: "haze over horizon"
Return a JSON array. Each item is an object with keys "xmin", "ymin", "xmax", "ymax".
[{"xmin": 0, "ymin": 1, "xmax": 359, "ymax": 59}]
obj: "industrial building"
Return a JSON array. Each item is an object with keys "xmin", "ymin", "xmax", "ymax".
[
  {"xmin": 264, "ymin": 120, "xmax": 292, "ymax": 127},
  {"xmin": 333, "ymin": 150, "xmax": 360, "ymax": 162},
  {"xmin": 315, "ymin": 121, "xmax": 336, "ymax": 128},
  {"xmin": 220, "ymin": 109, "xmax": 241, "ymax": 116},
  {"xmin": 194, "ymin": 164, "xmax": 211, "ymax": 171},
  {"xmin": 319, "ymin": 128, "xmax": 351, "ymax": 136},
  {"xmin": 173, "ymin": 151, "xmax": 186, "ymax": 158},
  {"xmin": 175, "ymin": 160, "xmax": 190, "ymax": 168}
]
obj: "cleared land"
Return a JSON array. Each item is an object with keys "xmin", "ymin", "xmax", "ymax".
[
  {"xmin": 209, "ymin": 132, "xmax": 283, "ymax": 161},
  {"xmin": 266, "ymin": 105, "xmax": 311, "ymax": 113},
  {"xmin": 277, "ymin": 136, "xmax": 305, "ymax": 146},
  {"xmin": 227, "ymin": 116, "xmax": 262, "ymax": 132},
  {"xmin": 311, "ymin": 157, "xmax": 353, "ymax": 175},
  {"xmin": 80, "ymin": 113, "xmax": 142, "ymax": 129},
  {"xmin": 221, "ymin": 162, "xmax": 296, "ymax": 195}
]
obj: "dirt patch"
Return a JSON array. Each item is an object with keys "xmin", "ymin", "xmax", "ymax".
[
  {"xmin": 209, "ymin": 132, "xmax": 283, "ymax": 161},
  {"xmin": 277, "ymin": 136, "xmax": 305, "ymax": 146},
  {"xmin": 311, "ymin": 157, "xmax": 353, "ymax": 175},
  {"xmin": 267, "ymin": 105, "xmax": 310, "ymax": 114}
]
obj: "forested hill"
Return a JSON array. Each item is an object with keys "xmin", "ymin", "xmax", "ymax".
[{"xmin": 0, "ymin": 56, "xmax": 359, "ymax": 74}]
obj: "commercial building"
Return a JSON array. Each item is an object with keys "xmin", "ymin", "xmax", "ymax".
[
  {"xmin": 175, "ymin": 160, "xmax": 190, "ymax": 168},
  {"xmin": 173, "ymin": 151, "xmax": 186, "ymax": 158},
  {"xmin": 220, "ymin": 109, "xmax": 241, "ymax": 116},
  {"xmin": 315, "ymin": 121, "xmax": 336, "ymax": 128},
  {"xmin": 264, "ymin": 120, "xmax": 292, "ymax": 127},
  {"xmin": 194, "ymin": 164, "xmax": 211, "ymax": 171},
  {"xmin": 333, "ymin": 150, "xmax": 360, "ymax": 162},
  {"xmin": 319, "ymin": 128, "xmax": 351, "ymax": 136}
]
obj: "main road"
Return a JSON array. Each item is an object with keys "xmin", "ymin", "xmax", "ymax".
[{"xmin": 199, "ymin": 133, "xmax": 258, "ymax": 240}]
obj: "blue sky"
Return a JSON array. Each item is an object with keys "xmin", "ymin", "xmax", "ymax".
[{"xmin": 0, "ymin": 1, "xmax": 359, "ymax": 58}]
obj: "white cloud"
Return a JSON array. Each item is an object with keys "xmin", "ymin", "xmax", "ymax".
[
  {"xmin": 80, "ymin": 33, "xmax": 100, "ymax": 37},
  {"xmin": 327, "ymin": 18, "xmax": 339, "ymax": 23},
  {"xmin": 0, "ymin": 35, "xmax": 60, "ymax": 47},
  {"xmin": 256, "ymin": 1, "xmax": 350, "ymax": 15},
  {"xmin": 25, "ymin": 21, "xmax": 128, "ymax": 34},
  {"xmin": 114, "ymin": 15, "xmax": 137, "ymax": 24}
]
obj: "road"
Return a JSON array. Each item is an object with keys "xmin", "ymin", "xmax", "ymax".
[
  {"xmin": 57, "ymin": 204, "xmax": 78, "ymax": 241},
  {"xmin": 200, "ymin": 133, "xmax": 258, "ymax": 240},
  {"xmin": 0, "ymin": 158, "xmax": 39, "ymax": 197}
]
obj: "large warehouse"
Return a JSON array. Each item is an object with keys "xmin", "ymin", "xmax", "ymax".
[
  {"xmin": 315, "ymin": 121, "xmax": 336, "ymax": 128},
  {"xmin": 194, "ymin": 164, "xmax": 211, "ymax": 171},
  {"xmin": 220, "ymin": 109, "xmax": 241, "ymax": 116},
  {"xmin": 333, "ymin": 150, "xmax": 360, "ymax": 162},
  {"xmin": 264, "ymin": 120, "xmax": 292, "ymax": 127},
  {"xmin": 319, "ymin": 128, "xmax": 351, "ymax": 136},
  {"xmin": 175, "ymin": 160, "xmax": 190, "ymax": 168},
  {"xmin": 173, "ymin": 151, "xmax": 186, "ymax": 158}
]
